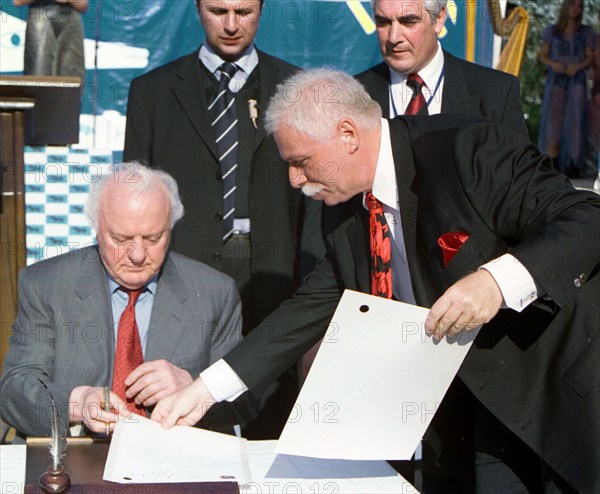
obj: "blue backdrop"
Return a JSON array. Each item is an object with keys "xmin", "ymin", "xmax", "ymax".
[{"xmin": 1, "ymin": 1, "xmax": 496, "ymax": 116}]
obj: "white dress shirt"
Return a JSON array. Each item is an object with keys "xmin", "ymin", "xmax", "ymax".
[{"xmin": 199, "ymin": 42, "xmax": 259, "ymax": 93}]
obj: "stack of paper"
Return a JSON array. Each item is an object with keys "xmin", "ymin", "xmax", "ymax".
[
  {"xmin": 103, "ymin": 418, "xmax": 414, "ymax": 492},
  {"xmin": 1, "ymin": 444, "xmax": 26, "ymax": 494}
]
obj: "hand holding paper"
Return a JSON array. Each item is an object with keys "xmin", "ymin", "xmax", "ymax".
[
  {"xmin": 426, "ymin": 270, "xmax": 502, "ymax": 340},
  {"xmin": 151, "ymin": 377, "xmax": 215, "ymax": 428}
]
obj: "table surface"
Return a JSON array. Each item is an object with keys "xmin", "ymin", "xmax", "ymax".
[{"xmin": 25, "ymin": 438, "xmax": 239, "ymax": 494}]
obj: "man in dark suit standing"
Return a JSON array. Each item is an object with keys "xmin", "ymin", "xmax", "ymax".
[
  {"xmin": 351, "ymin": 0, "xmax": 531, "ymax": 486},
  {"xmin": 0, "ymin": 162, "xmax": 242, "ymax": 438},
  {"xmin": 152, "ymin": 69, "xmax": 599, "ymax": 494},
  {"xmin": 358, "ymin": 0, "xmax": 527, "ymax": 133},
  {"xmin": 123, "ymin": 0, "xmax": 302, "ymax": 437}
]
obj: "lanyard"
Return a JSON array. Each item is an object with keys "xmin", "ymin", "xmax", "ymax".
[{"xmin": 389, "ymin": 66, "xmax": 445, "ymax": 117}]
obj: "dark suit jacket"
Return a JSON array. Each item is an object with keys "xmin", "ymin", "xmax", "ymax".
[
  {"xmin": 302, "ymin": 51, "xmax": 531, "ymax": 273},
  {"xmin": 124, "ymin": 49, "xmax": 303, "ymax": 325},
  {"xmin": 224, "ymin": 115, "xmax": 600, "ymax": 492},
  {"xmin": 356, "ymin": 50, "xmax": 529, "ymax": 138},
  {"xmin": 0, "ymin": 247, "xmax": 242, "ymax": 436}
]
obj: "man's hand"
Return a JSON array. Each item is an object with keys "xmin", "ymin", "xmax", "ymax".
[
  {"xmin": 150, "ymin": 378, "xmax": 216, "ymax": 429},
  {"xmin": 68, "ymin": 386, "xmax": 128, "ymax": 434},
  {"xmin": 425, "ymin": 270, "xmax": 503, "ymax": 340},
  {"xmin": 124, "ymin": 359, "xmax": 193, "ymax": 408}
]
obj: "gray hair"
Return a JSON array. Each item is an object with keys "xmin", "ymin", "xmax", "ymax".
[
  {"xmin": 85, "ymin": 161, "xmax": 184, "ymax": 230},
  {"xmin": 371, "ymin": 0, "xmax": 447, "ymax": 23},
  {"xmin": 264, "ymin": 68, "xmax": 382, "ymax": 141}
]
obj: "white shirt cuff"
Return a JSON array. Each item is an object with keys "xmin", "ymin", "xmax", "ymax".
[
  {"xmin": 480, "ymin": 254, "xmax": 540, "ymax": 312},
  {"xmin": 200, "ymin": 359, "xmax": 248, "ymax": 402}
]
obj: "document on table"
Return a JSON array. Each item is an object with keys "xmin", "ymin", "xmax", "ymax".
[
  {"xmin": 276, "ymin": 289, "xmax": 479, "ymax": 460},
  {"xmin": 241, "ymin": 440, "xmax": 420, "ymax": 494},
  {"xmin": 1, "ymin": 444, "xmax": 26, "ymax": 494},
  {"xmin": 103, "ymin": 415, "xmax": 250, "ymax": 483}
]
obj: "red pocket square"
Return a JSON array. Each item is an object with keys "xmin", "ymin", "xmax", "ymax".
[{"xmin": 438, "ymin": 231, "xmax": 470, "ymax": 267}]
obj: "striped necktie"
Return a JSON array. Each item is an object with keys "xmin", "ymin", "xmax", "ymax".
[
  {"xmin": 405, "ymin": 73, "xmax": 428, "ymax": 115},
  {"xmin": 208, "ymin": 62, "xmax": 239, "ymax": 241}
]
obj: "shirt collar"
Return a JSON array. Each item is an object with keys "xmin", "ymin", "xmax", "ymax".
[
  {"xmin": 388, "ymin": 41, "xmax": 444, "ymax": 90},
  {"xmin": 199, "ymin": 43, "xmax": 258, "ymax": 77},
  {"xmin": 364, "ymin": 118, "xmax": 397, "ymax": 210},
  {"xmin": 108, "ymin": 275, "xmax": 158, "ymax": 296}
]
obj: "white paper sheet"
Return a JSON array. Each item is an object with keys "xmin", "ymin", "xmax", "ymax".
[
  {"xmin": 1, "ymin": 444, "xmax": 26, "ymax": 494},
  {"xmin": 276, "ymin": 290, "xmax": 479, "ymax": 460},
  {"xmin": 103, "ymin": 415, "xmax": 250, "ymax": 483},
  {"xmin": 242, "ymin": 440, "xmax": 419, "ymax": 494}
]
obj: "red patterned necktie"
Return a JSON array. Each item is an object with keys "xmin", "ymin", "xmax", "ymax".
[
  {"xmin": 366, "ymin": 193, "xmax": 393, "ymax": 299},
  {"xmin": 112, "ymin": 287, "xmax": 145, "ymax": 416},
  {"xmin": 405, "ymin": 73, "xmax": 428, "ymax": 115}
]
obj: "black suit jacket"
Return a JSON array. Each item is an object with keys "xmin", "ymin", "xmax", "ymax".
[
  {"xmin": 302, "ymin": 51, "xmax": 531, "ymax": 274},
  {"xmin": 225, "ymin": 115, "xmax": 600, "ymax": 492},
  {"xmin": 124, "ymin": 49, "xmax": 303, "ymax": 324},
  {"xmin": 356, "ymin": 50, "xmax": 529, "ymax": 138}
]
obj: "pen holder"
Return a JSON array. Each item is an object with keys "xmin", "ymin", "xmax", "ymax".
[{"xmin": 39, "ymin": 465, "xmax": 71, "ymax": 493}]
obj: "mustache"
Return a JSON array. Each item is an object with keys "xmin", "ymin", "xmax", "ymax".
[{"xmin": 301, "ymin": 183, "xmax": 325, "ymax": 197}]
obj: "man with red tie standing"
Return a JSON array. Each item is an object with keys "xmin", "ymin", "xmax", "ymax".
[{"xmin": 358, "ymin": 0, "xmax": 528, "ymax": 129}]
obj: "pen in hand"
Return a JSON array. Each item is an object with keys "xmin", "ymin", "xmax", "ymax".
[{"xmin": 103, "ymin": 386, "xmax": 111, "ymax": 436}]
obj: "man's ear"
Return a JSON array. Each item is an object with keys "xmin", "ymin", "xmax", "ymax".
[
  {"xmin": 434, "ymin": 6, "xmax": 447, "ymax": 35},
  {"xmin": 337, "ymin": 118, "xmax": 360, "ymax": 154}
]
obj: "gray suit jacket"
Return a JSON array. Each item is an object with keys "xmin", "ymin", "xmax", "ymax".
[{"xmin": 0, "ymin": 246, "xmax": 242, "ymax": 436}]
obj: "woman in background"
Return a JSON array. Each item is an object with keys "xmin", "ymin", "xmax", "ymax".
[{"xmin": 538, "ymin": 0, "xmax": 594, "ymax": 177}]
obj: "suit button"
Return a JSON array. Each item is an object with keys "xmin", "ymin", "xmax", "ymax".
[
  {"xmin": 574, "ymin": 278, "xmax": 582, "ymax": 288},
  {"xmin": 213, "ymin": 253, "xmax": 222, "ymax": 262},
  {"xmin": 215, "ymin": 212, "xmax": 223, "ymax": 221},
  {"xmin": 215, "ymin": 170, "xmax": 222, "ymax": 180}
]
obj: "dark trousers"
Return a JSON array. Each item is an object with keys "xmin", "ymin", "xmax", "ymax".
[
  {"xmin": 473, "ymin": 406, "xmax": 576, "ymax": 494},
  {"xmin": 220, "ymin": 234, "xmax": 299, "ymax": 440}
]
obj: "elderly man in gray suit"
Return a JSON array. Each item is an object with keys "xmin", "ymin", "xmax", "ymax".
[{"xmin": 0, "ymin": 162, "xmax": 242, "ymax": 438}]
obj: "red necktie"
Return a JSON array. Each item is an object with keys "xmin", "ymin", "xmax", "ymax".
[
  {"xmin": 112, "ymin": 287, "xmax": 145, "ymax": 415},
  {"xmin": 405, "ymin": 73, "xmax": 428, "ymax": 115},
  {"xmin": 366, "ymin": 193, "xmax": 393, "ymax": 299}
]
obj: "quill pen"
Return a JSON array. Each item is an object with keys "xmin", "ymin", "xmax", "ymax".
[{"xmin": 37, "ymin": 379, "xmax": 67, "ymax": 470}]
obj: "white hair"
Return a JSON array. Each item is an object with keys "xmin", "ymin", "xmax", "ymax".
[
  {"xmin": 370, "ymin": 0, "xmax": 447, "ymax": 22},
  {"xmin": 85, "ymin": 161, "xmax": 184, "ymax": 230},
  {"xmin": 264, "ymin": 68, "xmax": 382, "ymax": 142}
]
